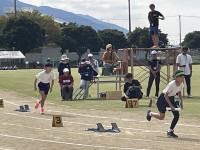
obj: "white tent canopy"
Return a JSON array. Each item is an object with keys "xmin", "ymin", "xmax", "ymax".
[{"xmin": 0, "ymin": 51, "xmax": 25, "ymax": 59}]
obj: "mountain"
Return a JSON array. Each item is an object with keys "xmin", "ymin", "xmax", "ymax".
[{"xmin": 0, "ymin": 0, "xmax": 128, "ymax": 34}]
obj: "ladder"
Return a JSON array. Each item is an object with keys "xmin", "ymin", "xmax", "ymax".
[{"xmin": 73, "ymin": 83, "xmax": 93, "ymax": 100}]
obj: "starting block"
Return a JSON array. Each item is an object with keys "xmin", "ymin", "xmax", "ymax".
[
  {"xmin": 52, "ymin": 115, "xmax": 63, "ymax": 127},
  {"xmin": 0, "ymin": 98, "xmax": 4, "ymax": 108},
  {"xmin": 15, "ymin": 105, "xmax": 30, "ymax": 112},
  {"xmin": 86, "ymin": 123, "xmax": 106, "ymax": 132},
  {"xmin": 86, "ymin": 123, "xmax": 121, "ymax": 133},
  {"xmin": 125, "ymin": 99, "xmax": 139, "ymax": 108},
  {"xmin": 107, "ymin": 123, "xmax": 121, "ymax": 133},
  {"xmin": 148, "ymin": 98, "xmax": 156, "ymax": 107}
]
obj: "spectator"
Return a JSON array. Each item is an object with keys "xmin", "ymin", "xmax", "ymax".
[
  {"xmin": 58, "ymin": 54, "xmax": 71, "ymax": 77},
  {"xmin": 148, "ymin": 4, "xmax": 165, "ymax": 48},
  {"xmin": 59, "ymin": 68, "xmax": 74, "ymax": 101},
  {"xmin": 146, "ymin": 50, "xmax": 161, "ymax": 99},
  {"xmin": 121, "ymin": 73, "xmax": 143, "ymax": 101},
  {"xmin": 25, "ymin": 61, "xmax": 29, "ymax": 69},
  {"xmin": 102, "ymin": 44, "xmax": 116, "ymax": 75},
  {"xmin": 36, "ymin": 61, "xmax": 40, "ymax": 69},
  {"xmin": 47, "ymin": 58, "xmax": 51, "ymax": 63},
  {"xmin": 176, "ymin": 47, "xmax": 193, "ymax": 98},
  {"xmin": 88, "ymin": 53, "xmax": 99, "ymax": 76},
  {"xmin": 78, "ymin": 58, "xmax": 93, "ymax": 100}
]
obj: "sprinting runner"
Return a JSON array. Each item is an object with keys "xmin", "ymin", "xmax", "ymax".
[
  {"xmin": 34, "ymin": 63, "xmax": 55, "ymax": 114},
  {"xmin": 146, "ymin": 70, "xmax": 184, "ymax": 138}
]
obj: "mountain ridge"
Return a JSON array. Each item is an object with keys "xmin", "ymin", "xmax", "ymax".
[{"xmin": 0, "ymin": 0, "xmax": 128, "ymax": 33}]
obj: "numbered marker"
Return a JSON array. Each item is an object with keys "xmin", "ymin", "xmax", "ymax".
[
  {"xmin": 0, "ymin": 98, "xmax": 4, "ymax": 108},
  {"xmin": 126, "ymin": 99, "xmax": 139, "ymax": 108},
  {"xmin": 52, "ymin": 115, "xmax": 63, "ymax": 127}
]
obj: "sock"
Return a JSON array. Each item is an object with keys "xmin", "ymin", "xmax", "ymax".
[
  {"xmin": 149, "ymin": 112, "xmax": 152, "ymax": 116},
  {"xmin": 168, "ymin": 129, "xmax": 173, "ymax": 132}
]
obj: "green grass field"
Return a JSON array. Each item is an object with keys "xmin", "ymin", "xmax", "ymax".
[{"xmin": 0, "ymin": 65, "xmax": 200, "ymax": 117}]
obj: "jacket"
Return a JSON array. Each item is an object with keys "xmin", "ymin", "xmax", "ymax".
[{"xmin": 102, "ymin": 51, "xmax": 116, "ymax": 64}]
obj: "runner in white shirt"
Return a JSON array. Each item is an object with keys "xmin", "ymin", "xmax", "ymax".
[
  {"xmin": 146, "ymin": 70, "xmax": 184, "ymax": 138},
  {"xmin": 176, "ymin": 47, "xmax": 193, "ymax": 98},
  {"xmin": 88, "ymin": 53, "xmax": 99, "ymax": 76},
  {"xmin": 34, "ymin": 63, "xmax": 55, "ymax": 114}
]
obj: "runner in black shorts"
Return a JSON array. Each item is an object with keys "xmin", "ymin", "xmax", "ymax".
[{"xmin": 146, "ymin": 70, "xmax": 185, "ymax": 138}]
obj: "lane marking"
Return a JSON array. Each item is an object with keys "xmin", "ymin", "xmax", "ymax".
[
  {"xmin": 0, "ymin": 133, "xmax": 149, "ymax": 150},
  {"xmin": 4, "ymin": 112, "xmax": 200, "ymax": 138}
]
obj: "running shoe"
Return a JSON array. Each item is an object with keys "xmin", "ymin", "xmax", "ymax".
[
  {"xmin": 40, "ymin": 108, "xmax": 44, "ymax": 114},
  {"xmin": 146, "ymin": 110, "xmax": 152, "ymax": 121},
  {"xmin": 187, "ymin": 95, "xmax": 193, "ymax": 98},
  {"xmin": 35, "ymin": 100, "xmax": 39, "ymax": 109},
  {"xmin": 167, "ymin": 131, "xmax": 178, "ymax": 138}
]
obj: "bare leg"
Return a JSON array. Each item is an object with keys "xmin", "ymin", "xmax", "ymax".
[
  {"xmin": 151, "ymin": 112, "xmax": 165, "ymax": 120},
  {"xmin": 39, "ymin": 91, "xmax": 47, "ymax": 108},
  {"xmin": 151, "ymin": 35, "xmax": 156, "ymax": 47},
  {"xmin": 155, "ymin": 34, "xmax": 159, "ymax": 48}
]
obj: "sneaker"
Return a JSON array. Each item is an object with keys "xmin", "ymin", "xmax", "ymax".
[
  {"xmin": 40, "ymin": 108, "xmax": 44, "ymax": 114},
  {"xmin": 35, "ymin": 100, "xmax": 39, "ymax": 109},
  {"xmin": 167, "ymin": 131, "xmax": 178, "ymax": 138},
  {"xmin": 146, "ymin": 110, "xmax": 152, "ymax": 121},
  {"xmin": 145, "ymin": 96, "xmax": 149, "ymax": 99},
  {"xmin": 187, "ymin": 95, "xmax": 193, "ymax": 98}
]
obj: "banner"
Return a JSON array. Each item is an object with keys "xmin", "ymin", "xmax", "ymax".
[{"xmin": 0, "ymin": 51, "xmax": 25, "ymax": 59}]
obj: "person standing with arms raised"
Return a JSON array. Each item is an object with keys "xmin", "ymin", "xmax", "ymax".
[
  {"xmin": 148, "ymin": 4, "xmax": 165, "ymax": 48},
  {"xmin": 176, "ymin": 47, "xmax": 193, "ymax": 98}
]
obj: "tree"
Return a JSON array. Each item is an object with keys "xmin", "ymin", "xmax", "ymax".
[
  {"xmin": 58, "ymin": 23, "xmax": 103, "ymax": 63},
  {"xmin": 17, "ymin": 10, "xmax": 62, "ymax": 44},
  {"xmin": 127, "ymin": 27, "xmax": 168, "ymax": 48},
  {"xmin": 0, "ymin": 15, "xmax": 8, "ymax": 32},
  {"xmin": 98, "ymin": 29, "xmax": 126, "ymax": 49},
  {"xmin": 182, "ymin": 31, "xmax": 200, "ymax": 48},
  {"xmin": 2, "ymin": 16, "xmax": 45, "ymax": 54}
]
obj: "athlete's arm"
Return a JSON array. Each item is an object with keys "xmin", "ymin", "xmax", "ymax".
[
  {"xmin": 178, "ymin": 91, "xmax": 183, "ymax": 109},
  {"xmin": 34, "ymin": 78, "xmax": 37, "ymax": 91},
  {"xmin": 50, "ymin": 80, "xmax": 54, "ymax": 92},
  {"xmin": 164, "ymin": 93, "xmax": 175, "ymax": 111}
]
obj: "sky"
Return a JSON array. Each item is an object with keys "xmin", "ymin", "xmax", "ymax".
[{"xmin": 18, "ymin": 0, "xmax": 200, "ymax": 45}]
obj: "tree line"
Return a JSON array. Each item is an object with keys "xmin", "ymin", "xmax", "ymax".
[{"xmin": 0, "ymin": 10, "xmax": 199, "ymax": 59}]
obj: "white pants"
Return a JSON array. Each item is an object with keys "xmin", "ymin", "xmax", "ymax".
[{"xmin": 79, "ymin": 80, "xmax": 90, "ymax": 99}]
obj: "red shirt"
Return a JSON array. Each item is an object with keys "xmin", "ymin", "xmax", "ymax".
[{"xmin": 59, "ymin": 75, "xmax": 74, "ymax": 86}]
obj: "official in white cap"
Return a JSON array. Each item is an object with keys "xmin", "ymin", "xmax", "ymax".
[
  {"xmin": 88, "ymin": 53, "xmax": 99, "ymax": 76},
  {"xmin": 59, "ymin": 68, "xmax": 74, "ymax": 101},
  {"xmin": 146, "ymin": 50, "xmax": 161, "ymax": 99},
  {"xmin": 58, "ymin": 54, "xmax": 71, "ymax": 77}
]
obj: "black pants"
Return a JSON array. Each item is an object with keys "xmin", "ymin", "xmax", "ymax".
[
  {"xmin": 185, "ymin": 75, "xmax": 191, "ymax": 95},
  {"xmin": 146, "ymin": 74, "xmax": 160, "ymax": 97},
  {"xmin": 157, "ymin": 93, "xmax": 179, "ymax": 130},
  {"xmin": 121, "ymin": 88, "xmax": 143, "ymax": 101}
]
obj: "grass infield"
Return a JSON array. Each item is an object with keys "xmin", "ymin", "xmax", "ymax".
[{"xmin": 0, "ymin": 65, "xmax": 200, "ymax": 117}]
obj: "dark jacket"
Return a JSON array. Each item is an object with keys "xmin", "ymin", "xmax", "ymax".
[
  {"xmin": 58, "ymin": 62, "xmax": 71, "ymax": 77},
  {"xmin": 78, "ymin": 64, "xmax": 93, "ymax": 81}
]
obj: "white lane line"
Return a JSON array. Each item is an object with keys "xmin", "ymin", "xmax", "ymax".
[
  {"xmin": 0, "ymin": 133, "xmax": 149, "ymax": 150},
  {"xmin": 1, "ymin": 122, "xmax": 200, "ymax": 147},
  {"xmin": 4, "ymin": 100, "xmax": 200, "ymax": 129},
  {"xmin": 4, "ymin": 112, "xmax": 200, "ymax": 138}
]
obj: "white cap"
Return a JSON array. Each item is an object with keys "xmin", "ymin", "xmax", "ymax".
[
  {"xmin": 61, "ymin": 54, "xmax": 69, "ymax": 61},
  {"xmin": 88, "ymin": 53, "xmax": 93, "ymax": 57},
  {"xmin": 151, "ymin": 50, "xmax": 157, "ymax": 55},
  {"xmin": 63, "ymin": 68, "xmax": 69, "ymax": 73}
]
